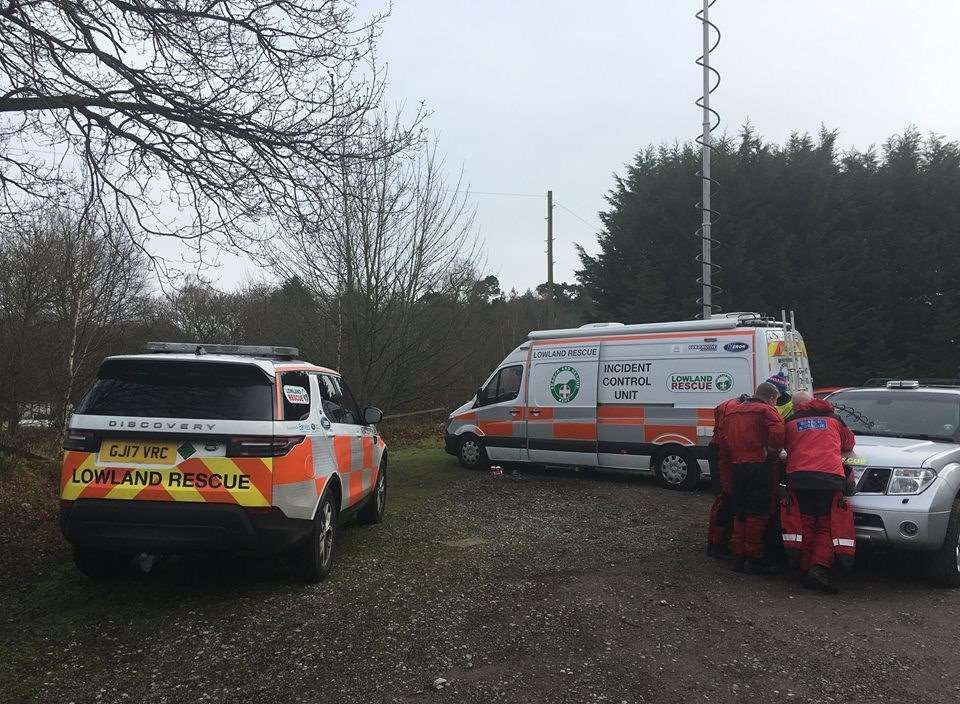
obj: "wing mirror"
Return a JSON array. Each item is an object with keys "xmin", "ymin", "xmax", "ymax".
[
  {"xmin": 475, "ymin": 386, "xmax": 486, "ymax": 405},
  {"xmin": 363, "ymin": 406, "xmax": 383, "ymax": 425}
]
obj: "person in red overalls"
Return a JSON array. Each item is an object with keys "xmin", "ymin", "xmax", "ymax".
[
  {"xmin": 706, "ymin": 394, "xmax": 749, "ymax": 559},
  {"xmin": 719, "ymin": 383, "xmax": 785, "ymax": 574},
  {"xmin": 781, "ymin": 391, "xmax": 857, "ymax": 593}
]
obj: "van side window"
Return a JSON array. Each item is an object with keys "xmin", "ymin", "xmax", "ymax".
[
  {"xmin": 317, "ymin": 374, "xmax": 358, "ymax": 425},
  {"xmin": 480, "ymin": 365, "xmax": 523, "ymax": 406},
  {"xmin": 280, "ymin": 371, "xmax": 312, "ymax": 421}
]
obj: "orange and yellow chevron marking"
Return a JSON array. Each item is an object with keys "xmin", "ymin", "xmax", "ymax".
[
  {"xmin": 60, "ymin": 451, "xmax": 272, "ymax": 506},
  {"xmin": 768, "ymin": 341, "xmax": 808, "ymax": 358}
]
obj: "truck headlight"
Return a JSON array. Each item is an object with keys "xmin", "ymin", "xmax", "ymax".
[{"xmin": 887, "ymin": 467, "xmax": 937, "ymax": 495}]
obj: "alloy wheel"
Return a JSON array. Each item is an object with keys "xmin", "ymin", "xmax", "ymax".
[
  {"xmin": 318, "ymin": 502, "xmax": 334, "ymax": 567},
  {"xmin": 376, "ymin": 471, "xmax": 385, "ymax": 513}
]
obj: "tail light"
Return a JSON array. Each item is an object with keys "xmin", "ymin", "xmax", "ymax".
[
  {"xmin": 63, "ymin": 429, "xmax": 99, "ymax": 452},
  {"xmin": 228, "ymin": 435, "xmax": 305, "ymax": 457}
]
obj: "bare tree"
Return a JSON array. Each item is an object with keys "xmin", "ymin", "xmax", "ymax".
[
  {"xmin": 269, "ymin": 131, "xmax": 479, "ymax": 409},
  {"xmin": 163, "ymin": 280, "xmax": 251, "ymax": 342},
  {"xmin": 0, "ymin": 0, "xmax": 420, "ymax": 261},
  {"xmin": 47, "ymin": 210, "xmax": 146, "ymax": 432},
  {"xmin": 0, "ymin": 220, "xmax": 56, "ymax": 435},
  {"xmin": 0, "ymin": 207, "xmax": 145, "ymax": 440}
]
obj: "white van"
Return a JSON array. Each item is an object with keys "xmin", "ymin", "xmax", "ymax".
[{"xmin": 444, "ymin": 313, "xmax": 812, "ymax": 489}]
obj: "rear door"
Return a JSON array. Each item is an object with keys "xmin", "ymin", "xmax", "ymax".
[
  {"xmin": 526, "ymin": 342, "xmax": 600, "ymax": 466},
  {"xmin": 62, "ymin": 359, "xmax": 275, "ymax": 508}
]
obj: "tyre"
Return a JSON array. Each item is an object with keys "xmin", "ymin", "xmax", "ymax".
[
  {"xmin": 73, "ymin": 547, "xmax": 129, "ymax": 580},
  {"xmin": 654, "ymin": 447, "xmax": 701, "ymax": 491},
  {"xmin": 457, "ymin": 435, "xmax": 487, "ymax": 470},
  {"xmin": 928, "ymin": 496, "xmax": 960, "ymax": 587},
  {"xmin": 357, "ymin": 460, "xmax": 386, "ymax": 525},
  {"xmin": 294, "ymin": 489, "xmax": 339, "ymax": 582}
]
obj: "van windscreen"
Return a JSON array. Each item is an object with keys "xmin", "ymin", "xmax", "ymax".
[{"xmin": 76, "ymin": 360, "xmax": 274, "ymax": 421}]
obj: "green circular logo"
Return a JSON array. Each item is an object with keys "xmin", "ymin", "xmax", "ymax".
[
  {"xmin": 716, "ymin": 373, "xmax": 733, "ymax": 392},
  {"xmin": 550, "ymin": 366, "xmax": 581, "ymax": 404}
]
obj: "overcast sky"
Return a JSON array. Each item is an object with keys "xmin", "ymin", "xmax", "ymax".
[{"xmin": 223, "ymin": 0, "xmax": 959, "ymax": 291}]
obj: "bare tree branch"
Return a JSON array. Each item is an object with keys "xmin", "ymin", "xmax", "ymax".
[{"xmin": 0, "ymin": 0, "xmax": 422, "ymax": 263}]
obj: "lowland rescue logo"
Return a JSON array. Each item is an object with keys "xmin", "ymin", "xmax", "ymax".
[
  {"xmin": 668, "ymin": 372, "xmax": 734, "ymax": 393},
  {"xmin": 68, "ymin": 466, "xmax": 252, "ymax": 491},
  {"xmin": 550, "ymin": 365, "xmax": 581, "ymax": 404}
]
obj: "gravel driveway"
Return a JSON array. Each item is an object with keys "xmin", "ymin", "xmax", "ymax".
[{"xmin": 3, "ymin": 445, "xmax": 959, "ymax": 704}]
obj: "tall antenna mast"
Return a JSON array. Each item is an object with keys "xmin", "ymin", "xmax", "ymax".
[{"xmin": 695, "ymin": 0, "xmax": 721, "ymax": 319}]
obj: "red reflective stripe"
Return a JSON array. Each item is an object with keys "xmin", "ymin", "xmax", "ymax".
[
  {"xmin": 79, "ymin": 468, "xmax": 129, "ymax": 499},
  {"xmin": 597, "ymin": 406, "xmax": 645, "ymax": 420},
  {"xmin": 553, "ymin": 423, "xmax": 597, "ymax": 440},
  {"xmin": 60, "ymin": 451, "xmax": 88, "ymax": 490},
  {"xmin": 177, "ymin": 459, "xmax": 236, "ymax": 503},
  {"xmin": 134, "ymin": 482, "xmax": 173, "ymax": 502}
]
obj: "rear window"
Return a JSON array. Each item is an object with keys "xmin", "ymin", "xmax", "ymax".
[{"xmin": 76, "ymin": 360, "xmax": 274, "ymax": 421}]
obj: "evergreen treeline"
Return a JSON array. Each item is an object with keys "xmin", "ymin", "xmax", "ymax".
[{"xmin": 577, "ymin": 128, "xmax": 960, "ymax": 386}]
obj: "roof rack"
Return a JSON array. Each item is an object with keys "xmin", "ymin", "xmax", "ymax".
[
  {"xmin": 145, "ymin": 342, "xmax": 300, "ymax": 360},
  {"xmin": 529, "ymin": 318, "xmax": 738, "ymax": 340}
]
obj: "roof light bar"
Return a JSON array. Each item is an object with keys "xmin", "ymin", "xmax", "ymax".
[
  {"xmin": 145, "ymin": 342, "xmax": 299, "ymax": 359},
  {"xmin": 886, "ymin": 380, "xmax": 920, "ymax": 389}
]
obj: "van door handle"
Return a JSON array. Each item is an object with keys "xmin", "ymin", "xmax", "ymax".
[
  {"xmin": 509, "ymin": 408, "xmax": 519, "ymax": 416},
  {"xmin": 530, "ymin": 408, "xmax": 541, "ymax": 416}
]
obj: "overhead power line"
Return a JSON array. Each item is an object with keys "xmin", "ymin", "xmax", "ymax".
[{"xmin": 554, "ymin": 203, "xmax": 601, "ymax": 231}]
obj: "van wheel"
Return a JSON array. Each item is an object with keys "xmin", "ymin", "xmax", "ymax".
[
  {"xmin": 295, "ymin": 490, "xmax": 338, "ymax": 582},
  {"xmin": 458, "ymin": 435, "xmax": 487, "ymax": 470},
  {"xmin": 73, "ymin": 547, "xmax": 130, "ymax": 580},
  {"xmin": 928, "ymin": 496, "xmax": 960, "ymax": 587},
  {"xmin": 358, "ymin": 461, "xmax": 386, "ymax": 525},
  {"xmin": 655, "ymin": 448, "xmax": 700, "ymax": 491}
]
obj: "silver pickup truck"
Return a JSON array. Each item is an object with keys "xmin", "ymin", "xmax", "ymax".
[{"xmin": 829, "ymin": 381, "xmax": 960, "ymax": 586}]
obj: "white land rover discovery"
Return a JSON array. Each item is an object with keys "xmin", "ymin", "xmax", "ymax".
[{"xmin": 60, "ymin": 343, "xmax": 386, "ymax": 581}]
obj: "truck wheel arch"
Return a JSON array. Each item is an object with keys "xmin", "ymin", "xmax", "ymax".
[{"xmin": 312, "ymin": 473, "xmax": 343, "ymax": 517}]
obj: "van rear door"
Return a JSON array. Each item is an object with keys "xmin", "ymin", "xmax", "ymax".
[{"xmin": 526, "ymin": 342, "xmax": 600, "ymax": 466}]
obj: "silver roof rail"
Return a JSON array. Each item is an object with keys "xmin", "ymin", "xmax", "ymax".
[{"xmin": 145, "ymin": 342, "xmax": 300, "ymax": 360}]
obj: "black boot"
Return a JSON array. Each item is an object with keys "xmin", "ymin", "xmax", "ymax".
[
  {"xmin": 743, "ymin": 558, "xmax": 779, "ymax": 575},
  {"xmin": 803, "ymin": 565, "xmax": 839, "ymax": 594},
  {"xmin": 707, "ymin": 544, "xmax": 733, "ymax": 560}
]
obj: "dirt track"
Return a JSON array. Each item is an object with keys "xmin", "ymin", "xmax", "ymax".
[{"xmin": 3, "ymin": 445, "xmax": 960, "ymax": 704}]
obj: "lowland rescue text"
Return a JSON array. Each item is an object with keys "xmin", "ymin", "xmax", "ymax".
[{"xmin": 68, "ymin": 467, "xmax": 252, "ymax": 490}]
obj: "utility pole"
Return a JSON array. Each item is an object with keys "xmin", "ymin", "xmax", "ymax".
[
  {"xmin": 699, "ymin": 0, "xmax": 713, "ymax": 320},
  {"xmin": 546, "ymin": 189, "xmax": 554, "ymax": 322}
]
